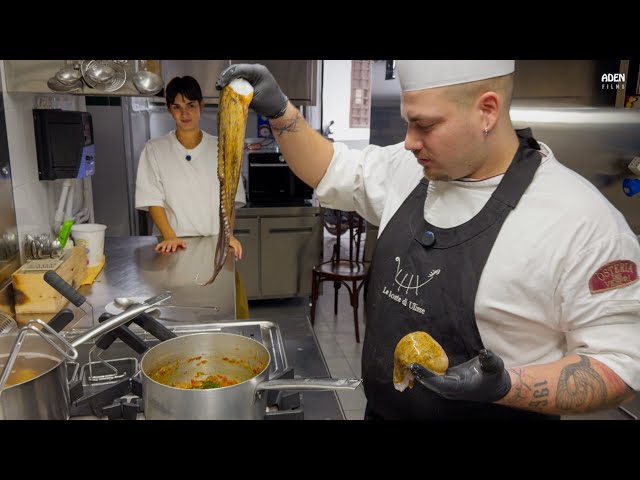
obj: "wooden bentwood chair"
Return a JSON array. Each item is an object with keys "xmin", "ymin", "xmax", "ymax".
[{"xmin": 310, "ymin": 209, "xmax": 369, "ymax": 343}]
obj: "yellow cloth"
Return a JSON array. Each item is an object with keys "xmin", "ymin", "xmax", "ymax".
[
  {"xmin": 235, "ymin": 269, "xmax": 249, "ymax": 319},
  {"xmin": 81, "ymin": 255, "xmax": 105, "ymax": 286}
]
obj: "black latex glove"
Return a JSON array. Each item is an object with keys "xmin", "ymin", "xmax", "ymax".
[
  {"xmin": 215, "ymin": 64, "xmax": 289, "ymax": 119},
  {"xmin": 409, "ymin": 349, "xmax": 511, "ymax": 403}
]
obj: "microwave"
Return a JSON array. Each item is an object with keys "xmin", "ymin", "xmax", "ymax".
[{"xmin": 247, "ymin": 152, "xmax": 313, "ymax": 205}]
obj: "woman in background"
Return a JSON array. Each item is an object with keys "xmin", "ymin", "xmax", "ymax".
[{"xmin": 135, "ymin": 75, "xmax": 249, "ymax": 318}]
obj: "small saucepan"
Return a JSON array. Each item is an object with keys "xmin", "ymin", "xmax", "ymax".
[{"xmin": 141, "ymin": 332, "xmax": 361, "ymax": 420}]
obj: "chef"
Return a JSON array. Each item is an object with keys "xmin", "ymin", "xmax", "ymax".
[{"xmin": 216, "ymin": 61, "xmax": 640, "ymax": 419}]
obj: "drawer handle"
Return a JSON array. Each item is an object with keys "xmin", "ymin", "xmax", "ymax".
[
  {"xmin": 269, "ymin": 227, "xmax": 313, "ymax": 234},
  {"xmin": 233, "ymin": 229, "xmax": 251, "ymax": 235}
]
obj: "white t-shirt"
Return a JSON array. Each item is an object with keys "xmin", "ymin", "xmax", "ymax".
[
  {"xmin": 135, "ymin": 131, "xmax": 246, "ymax": 237},
  {"xmin": 316, "ymin": 140, "xmax": 640, "ymax": 390}
]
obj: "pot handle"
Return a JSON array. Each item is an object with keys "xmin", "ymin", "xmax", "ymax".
[
  {"xmin": 257, "ymin": 378, "xmax": 362, "ymax": 392},
  {"xmin": 0, "ymin": 319, "xmax": 79, "ymax": 394},
  {"xmin": 69, "ymin": 291, "xmax": 171, "ymax": 347}
]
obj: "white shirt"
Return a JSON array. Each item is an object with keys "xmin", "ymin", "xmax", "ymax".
[
  {"xmin": 135, "ymin": 131, "xmax": 246, "ymax": 237},
  {"xmin": 316, "ymin": 140, "xmax": 640, "ymax": 390}
]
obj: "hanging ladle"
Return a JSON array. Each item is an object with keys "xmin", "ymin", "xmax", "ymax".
[
  {"xmin": 132, "ymin": 60, "xmax": 164, "ymax": 95},
  {"xmin": 54, "ymin": 61, "xmax": 82, "ymax": 85},
  {"xmin": 86, "ymin": 61, "xmax": 116, "ymax": 83}
]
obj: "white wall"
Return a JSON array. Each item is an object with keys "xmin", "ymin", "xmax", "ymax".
[
  {"xmin": 0, "ymin": 61, "xmax": 90, "ymax": 259},
  {"xmin": 322, "ymin": 60, "xmax": 370, "ymax": 148}
]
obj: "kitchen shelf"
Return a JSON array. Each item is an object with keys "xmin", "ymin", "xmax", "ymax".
[{"xmin": 2, "ymin": 60, "xmax": 163, "ymax": 97}]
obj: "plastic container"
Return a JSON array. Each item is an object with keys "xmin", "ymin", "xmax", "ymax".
[{"xmin": 70, "ymin": 223, "xmax": 106, "ymax": 267}]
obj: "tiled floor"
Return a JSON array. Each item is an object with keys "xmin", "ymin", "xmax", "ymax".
[
  {"xmin": 248, "ymin": 229, "xmax": 368, "ymax": 420},
  {"xmin": 308, "ymin": 289, "xmax": 367, "ymax": 420}
]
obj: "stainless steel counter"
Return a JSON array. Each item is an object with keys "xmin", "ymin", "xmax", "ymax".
[{"xmin": 75, "ymin": 235, "xmax": 236, "ymax": 328}]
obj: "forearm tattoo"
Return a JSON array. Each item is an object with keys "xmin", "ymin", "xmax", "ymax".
[
  {"xmin": 556, "ymin": 355, "xmax": 607, "ymax": 410},
  {"xmin": 510, "ymin": 368, "xmax": 532, "ymax": 401},
  {"xmin": 271, "ymin": 112, "xmax": 303, "ymax": 137},
  {"xmin": 529, "ymin": 380, "xmax": 550, "ymax": 408}
]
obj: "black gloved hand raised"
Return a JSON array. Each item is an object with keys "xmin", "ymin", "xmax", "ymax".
[
  {"xmin": 216, "ymin": 64, "xmax": 289, "ymax": 119},
  {"xmin": 409, "ymin": 349, "xmax": 511, "ymax": 403}
]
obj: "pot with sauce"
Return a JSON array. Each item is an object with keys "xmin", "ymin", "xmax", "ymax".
[
  {"xmin": 0, "ymin": 332, "xmax": 71, "ymax": 420},
  {"xmin": 141, "ymin": 332, "xmax": 361, "ymax": 420}
]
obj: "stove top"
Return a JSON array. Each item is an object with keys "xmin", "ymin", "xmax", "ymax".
[{"xmin": 65, "ymin": 319, "xmax": 304, "ymax": 420}]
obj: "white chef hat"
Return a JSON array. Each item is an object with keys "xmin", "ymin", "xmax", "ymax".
[{"xmin": 397, "ymin": 60, "xmax": 515, "ymax": 92}]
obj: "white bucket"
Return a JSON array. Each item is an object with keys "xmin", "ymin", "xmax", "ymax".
[{"xmin": 71, "ymin": 223, "xmax": 106, "ymax": 267}]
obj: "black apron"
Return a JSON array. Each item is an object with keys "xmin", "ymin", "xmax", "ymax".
[{"xmin": 362, "ymin": 128, "xmax": 559, "ymax": 420}]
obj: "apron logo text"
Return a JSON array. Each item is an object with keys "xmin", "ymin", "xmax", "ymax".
[{"xmin": 382, "ymin": 285, "xmax": 426, "ymax": 314}]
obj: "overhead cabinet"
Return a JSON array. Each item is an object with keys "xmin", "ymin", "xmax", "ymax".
[
  {"xmin": 230, "ymin": 60, "xmax": 318, "ymax": 105},
  {"xmin": 159, "ymin": 60, "xmax": 231, "ymax": 99},
  {"xmin": 162, "ymin": 60, "xmax": 318, "ymax": 104}
]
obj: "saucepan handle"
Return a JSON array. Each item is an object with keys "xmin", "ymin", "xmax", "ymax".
[
  {"xmin": 0, "ymin": 319, "xmax": 78, "ymax": 394},
  {"xmin": 257, "ymin": 378, "xmax": 362, "ymax": 391},
  {"xmin": 69, "ymin": 291, "xmax": 171, "ymax": 347}
]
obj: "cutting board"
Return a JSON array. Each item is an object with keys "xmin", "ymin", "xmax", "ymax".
[{"xmin": 12, "ymin": 246, "xmax": 87, "ymax": 314}]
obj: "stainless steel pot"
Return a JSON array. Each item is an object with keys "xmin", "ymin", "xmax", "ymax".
[
  {"xmin": 141, "ymin": 332, "xmax": 361, "ymax": 420},
  {"xmin": 0, "ymin": 329, "xmax": 71, "ymax": 419},
  {"xmin": 0, "ymin": 292, "xmax": 171, "ymax": 420}
]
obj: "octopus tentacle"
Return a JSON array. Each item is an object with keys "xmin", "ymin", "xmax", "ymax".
[{"xmin": 195, "ymin": 78, "xmax": 253, "ymax": 286}]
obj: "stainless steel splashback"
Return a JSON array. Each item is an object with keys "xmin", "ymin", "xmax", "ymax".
[
  {"xmin": 510, "ymin": 104, "xmax": 640, "ymax": 233},
  {"xmin": 369, "ymin": 60, "xmax": 640, "ymax": 233}
]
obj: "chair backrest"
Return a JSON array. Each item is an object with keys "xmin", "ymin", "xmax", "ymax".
[{"xmin": 332, "ymin": 210, "xmax": 365, "ymax": 264}]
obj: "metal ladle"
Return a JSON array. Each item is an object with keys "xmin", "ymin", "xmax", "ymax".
[
  {"xmin": 132, "ymin": 60, "xmax": 164, "ymax": 95},
  {"xmin": 114, "ymin": 297, "xmax": 220, "ymax": 317},
  {"xmin": 114, "ymin": 297, "xmax": 161, "ymax": 319},
  {"xmin": 86, "ymin": 61, "xmax": 116, "ymax": 83},
  {"xmin": 55, "ymin": 61, "xmax": 82, "ymax": 85}
]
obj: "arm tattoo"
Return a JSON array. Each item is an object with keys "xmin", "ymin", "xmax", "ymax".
[
  {"xmin": 556, "ymin": 355, "xmax": 607, "ymax": 410},
  {"xmin": 510, "ymin": 368, "xmax": 532, "ymax": 401},
  {"xmin": 529, "ymin": 380, "xmax": 550, "ymax": 408},
  {"xmin": 271, "ymin": 112, "xmax": 303, "ymax": 137}
]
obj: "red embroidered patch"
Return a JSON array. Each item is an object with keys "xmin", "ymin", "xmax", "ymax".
[{"xmin": 589, "ymin": 260, "xmax": 638, "ymax": 294}]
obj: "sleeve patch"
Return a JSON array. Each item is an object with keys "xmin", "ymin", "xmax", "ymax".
[{"xmin": 589, "ymin": 260, "xmax": 638, "ymax": 294}]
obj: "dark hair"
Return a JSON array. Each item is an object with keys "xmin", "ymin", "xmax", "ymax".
[{"xmin": 165, "ymin": 76, "xmax": 203, "ymax": 106}]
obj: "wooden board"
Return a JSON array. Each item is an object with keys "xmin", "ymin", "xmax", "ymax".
[{"xmin": 12, "ymin": 246, "xmax": 87, "ymax": 314}]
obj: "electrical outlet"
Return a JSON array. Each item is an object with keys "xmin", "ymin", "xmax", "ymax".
[{"xmin": 628, "ymin": 157, "xmax": 640, "ymax": 176}]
